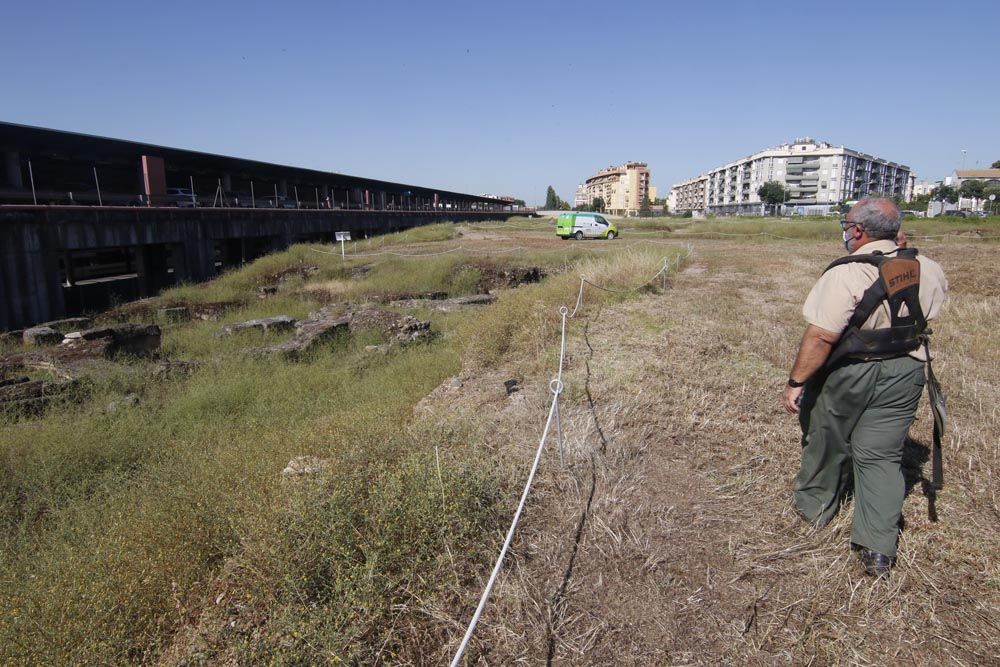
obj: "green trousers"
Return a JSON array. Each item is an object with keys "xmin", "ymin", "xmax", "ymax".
[{"xmin": 794, "ymin": 356, "xmax": 926, "ymax": 558}]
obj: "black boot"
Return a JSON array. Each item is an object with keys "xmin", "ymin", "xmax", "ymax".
[{"xmin": 858, "ymin": 548, "xmax": 892, "ymax": 577}]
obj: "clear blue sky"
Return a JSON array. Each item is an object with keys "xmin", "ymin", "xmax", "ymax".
[{"xmin": 2, "ymin": 0, "xmax": 998, "ymax": 205}]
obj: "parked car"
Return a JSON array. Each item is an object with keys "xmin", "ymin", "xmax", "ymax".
[
  {"xmin": 167, "ymin": 187, "xmax": 198, "ymax": 207},
  {"xmin": 556, "ymin": 212, "xmax": 619, "ymax": 240},
  {"xmin": 258, "ymin": 196, "xmax": 299, "ymax": 209}
]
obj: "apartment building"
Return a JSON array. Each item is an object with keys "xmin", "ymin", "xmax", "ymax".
[
  {"xmin": 670, "ymin": 138, "xmax": 910, "ymax": 215},
  {"xmin": 665, "ymin": 187, "xmax": 678, "ymax": 212},
  {"xmin": 910, "ymin": 178, "xmax": 938, "ymax": 198},
  {"xmin": 577, "ymin": 162, "xmax": 651, "ymax": 216}
]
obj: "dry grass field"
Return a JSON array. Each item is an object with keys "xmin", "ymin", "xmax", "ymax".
[
  {"xmin": 425, "ymin": 231, "xmax": 999, "ymax": 665},
  {"xmin": 2, "ymin": 218, "xmax": 997, "ymax": 664}
]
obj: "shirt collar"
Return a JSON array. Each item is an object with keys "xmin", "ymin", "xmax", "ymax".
[{"xmin": 852, "ymin": 239, "xmax": 899, "ymax": 256}]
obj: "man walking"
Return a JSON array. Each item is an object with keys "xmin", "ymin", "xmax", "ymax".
[{"xmin": 781, "ymin": 198, "xmax": 948, "ymax": 576}]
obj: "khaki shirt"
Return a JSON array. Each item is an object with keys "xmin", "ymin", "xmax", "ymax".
[{"xmin": 803, "ymin": 240, "xmax": 948, "ymax": 361}]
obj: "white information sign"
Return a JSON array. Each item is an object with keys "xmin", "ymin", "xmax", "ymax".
[{"xmin": 335, "ymin": 231, "xmax": 351, "ymax": 258}]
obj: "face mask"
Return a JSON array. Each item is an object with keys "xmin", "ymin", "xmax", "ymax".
[{"xmin": 843, "ymin": 229, "xmax": 851, "ymax": 251}]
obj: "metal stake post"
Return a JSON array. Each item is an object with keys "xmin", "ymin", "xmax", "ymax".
[
  {"xmin": 251, "ymin": 181, "xmax": 255, "ymax": 208},
  {"xmin": 553, "ymin": 386, "xmax": 564, "ymax": 467},
  {"xmin": 28, "ymin": 160, "xmax": 37, "ymax": 205},
  {"xmin": 189, "ymin": 176, "xmax": 196, "ymax": 207},
  {"xmin": 554, "ymin": 305, "xmax": 569, "ymax": 467},
  {"xmin": 93, "ymin": 167, "xmax": 102, "ymax": 206}
]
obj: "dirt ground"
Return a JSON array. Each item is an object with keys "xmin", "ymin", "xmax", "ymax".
[{"xmin": 428, "ymin": 238, "xmax": 1000, "ymax": 665}]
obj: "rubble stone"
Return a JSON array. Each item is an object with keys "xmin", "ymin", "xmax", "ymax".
[
  {"xmin": 70, "ymin": 324, "xmax": 162, "ymax": 357},
  {"xmin": 152, "ymin": 359, "xmax": 201, "ymax": 379},
  {"xmin": 220, "ymin": 315, "xmax": 297, "ymax": 336},
  {"xmin": 39, "ymin": 317, "xmax": 92, "ymax": 333},
  {"xmin": 258, "ymin": 310, "xmax": 350, "ymax": 358},
  {"xmin": 23, "ymin": 327, "xmax": 64, "ymax": 347},
  {"xmin": 390, "ymin": 293, "xmax": 496, "ymax": 312},
  {"xmin": 282, "ymin": 456, "xmax": 329, "ymax": 477},
  {"xmin": 256, "ymin": 307, "xmax": 432, "ymax": 358},
  {"xmin": 106, "ymin": 393, "xmax": 140, "ymax": 414},
  {"xmin": 157, "ymin": 307, "xmax": 191, "ymax": 323},
  {"xmin": 347, "ymin": 307, "xmax": 432, "ymax": 344},
  {"xmin": 0, "ymin": 375, "xmax": 79, "ymax": 416}
]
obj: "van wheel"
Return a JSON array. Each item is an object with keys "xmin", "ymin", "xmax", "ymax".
[
  {"xmin": 575, "ymin": 231, "xmax": 584, "ymax": 240},
  {"xmin": 607, "ymin": 231, "xmax": 616, "ymax": 240}
]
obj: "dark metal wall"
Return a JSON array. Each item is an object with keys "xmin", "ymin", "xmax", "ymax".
[{"xmin": 1, "ymin": 207, "xmax": 517, "ymax": 331}]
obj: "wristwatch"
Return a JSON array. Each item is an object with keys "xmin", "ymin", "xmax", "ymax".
[{"xmin": 787, "ymin": 377, "xmax": 807, "ymax": 388}]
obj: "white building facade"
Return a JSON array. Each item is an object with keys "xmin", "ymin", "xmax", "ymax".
[
  {"xmin": 910, "ymin": 179, "xmax": 938, "ymax": 198},
  {"xmin": 670, "ymin": 138, "xmax": 911, "ymax": 215}
]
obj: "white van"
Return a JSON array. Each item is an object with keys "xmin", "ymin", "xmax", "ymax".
[{"xmin": 556, "ymin": 212, "xmax": 619, "ymax": 240}]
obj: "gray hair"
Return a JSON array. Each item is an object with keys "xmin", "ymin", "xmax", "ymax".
[{"xmin": 851, "ymin": 198, "xmax": 900, "ymax": 240}]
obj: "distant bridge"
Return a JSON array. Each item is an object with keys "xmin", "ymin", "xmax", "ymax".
[{"xmin": 0, "ymin": 122, "xmax": 531, "ymax": 330}]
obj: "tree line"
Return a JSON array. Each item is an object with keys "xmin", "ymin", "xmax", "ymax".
[
  {"xmin": 544, "ymin": 186, "xmax": 572, "ymax": 210},
  {"xmin": 907, "ymin": 159, "xmax": 1000, "ymax": 212}
]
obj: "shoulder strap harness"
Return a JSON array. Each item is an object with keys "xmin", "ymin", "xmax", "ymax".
[{"xmin": 822, "ymin": 247, "xmax": 927, "ymax": 368}]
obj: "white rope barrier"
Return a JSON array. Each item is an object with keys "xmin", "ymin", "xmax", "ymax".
[
  {"xmin": 448, "ymin": 243, "xmax": 692, "ymax": 665},
  {"xmin": 568, "ymin": 277, "xmax": 586, "ymax": 318},
  {"xmin": 668, "ymin": 230, "xmax": 804, "ymax": 241},
  {"xmin": 458, "ymin": 220, "xmax": 1000, "ymax": 242},
  {"xmin": 448, "ymin": 349, "xmax": 564, "ymax": 667},
  {"xmin": 308, "ymin": 238, "xmax": 693, "ymax": 261},
  {"xmin": 907, "ymin": 233, "xmax": 1000, "ymax": 240},
  {"xmin": 309, "ymin": 245, "xmax": 467, "ymax": 258}
]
